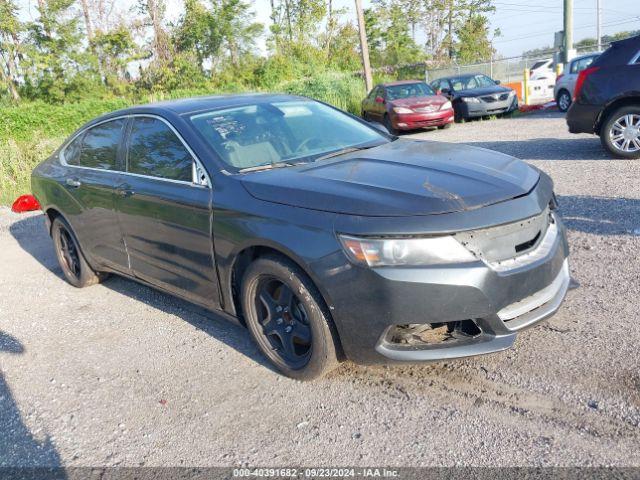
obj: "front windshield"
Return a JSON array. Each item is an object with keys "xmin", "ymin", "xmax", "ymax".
[
  {"xmin": 386, "ymin": 82, "xmax": 435, "ymax": 100},
  {"xmin": 190, "ymin": 100, "xmax": 387, "ymax": 170},
  {"xmin": 449, "ymin": 74, "xmax": 496, "ymax": 91}
]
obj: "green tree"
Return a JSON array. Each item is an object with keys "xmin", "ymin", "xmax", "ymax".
[
  {"xmin": 455, "ymin": 14, "xmax": 493, "ymax": 63},
  {"xmin": 175, "ymin": 0, "xmax": 221, "ymax": 73},
  {"xmin": 0, "ymin": 0, "xmax": 22, "ymax": 101},
  {"xmin": 23, "ymin": 0, "xmax": 97, "ymax": 102}
]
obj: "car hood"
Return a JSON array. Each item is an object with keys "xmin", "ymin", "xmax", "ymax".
[
  {"xmin": 456, "ymin": 85, "xmax": 512, "ymax": 98},
  {"xmin": 239, "ymin": 140, "xmax": 539, "ymax": 217},
  {"xmin": 389, "ymin": 95, "xmax": 448, "ymax": 108}
]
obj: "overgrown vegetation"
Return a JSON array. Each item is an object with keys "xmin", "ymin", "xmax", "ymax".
[{"xmin": 0, "ymin": 0, "xmax": 530, "ymax": 205}]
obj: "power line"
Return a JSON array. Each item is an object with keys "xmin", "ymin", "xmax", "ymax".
[{"xmin": 494, "ymin": 18, "xmax": 639, "ymax": 44}]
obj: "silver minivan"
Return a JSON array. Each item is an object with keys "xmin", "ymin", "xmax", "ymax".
[{"xmin": 554, "ymin": 53, "xmax": 599, "ymax": 112}]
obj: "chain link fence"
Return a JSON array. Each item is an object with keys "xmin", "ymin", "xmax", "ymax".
[{"xmin": 423, "ymin": 44, "xmax": 606, "ymax": 84}]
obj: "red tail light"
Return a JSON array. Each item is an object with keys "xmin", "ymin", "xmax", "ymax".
[
  {"xmin": 573, "ymin": 66, "xmax": 600, "ymax": 101},
  {"xmin": 11, "ymin": 194, "xmax": 41, "ymax": 213}
]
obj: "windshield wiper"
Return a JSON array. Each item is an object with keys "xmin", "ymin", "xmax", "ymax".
[
  {"xmin": 313, "ymin": 145, "xmax": 376, "ymax": 163},
  {"xmin": 238, "ymin": 161, "xmax": 298, "ymax": 173}
]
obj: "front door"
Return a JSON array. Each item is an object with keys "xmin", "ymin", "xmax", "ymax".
[{"xmin": 115, "ymin": 116, "xmax": 219, "ymax": 308}]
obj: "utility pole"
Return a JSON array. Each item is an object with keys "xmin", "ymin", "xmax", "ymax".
[
  {"xmin": 596, "ymin": 0, "xmax": 602, "ymax": 51},
  {"xmin": 354, "ymin": 0, "xmax": 373, "ymax": 93},
  {"xmin": 563, "ymin": 0, "xmax": 574, "ymax": 63}
]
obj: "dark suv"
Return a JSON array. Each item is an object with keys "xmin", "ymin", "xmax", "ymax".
[{"xmin": 566, "ymin": 35, "xmax": 640, "ymax": 158}]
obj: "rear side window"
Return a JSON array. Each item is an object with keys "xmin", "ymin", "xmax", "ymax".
[
  {"xmin": 128, "ymin": 117, "xmax": 193, "ymax": 182},
  {"xmin": 78, "ymin": 119, "xmax": 125, "ymax": 170},
  {"xmin": 63, "ymin": 134, "xmax": 84, "ymax": 166},
  {"xmin": 571, "ymin": 56, "xmax": 596, "ymax": 74}
]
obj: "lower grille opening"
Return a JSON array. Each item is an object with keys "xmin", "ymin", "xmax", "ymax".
[
  {"xmin": 386, "ymin": 320, "xmax": 481, "ymax": 346},
  {"xmin": 515, "ymin": 230, "xmax": 541, "ymax": 253}
]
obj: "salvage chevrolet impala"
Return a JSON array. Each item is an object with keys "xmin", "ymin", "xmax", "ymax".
[{"xmin": 31, "ymin": 94, "xmax": 570, "ymax": 380}]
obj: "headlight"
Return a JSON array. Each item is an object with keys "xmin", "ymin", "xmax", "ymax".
[
  {"xmin": 339, "ymin": 235, "xmax": 476, "ymax": 267},
  {"xmin": 393, "ymin": 107, "xmax": 413, "ymax": 114},
  {"xmin": 462, "ymin": 97, "xmax": 481, "ymax": 103},
  {"xmin": 440, "ymin": 101, "xmax": 452, "ymax": 110}
]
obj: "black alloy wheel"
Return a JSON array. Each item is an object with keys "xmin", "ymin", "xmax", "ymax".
[
  {"xmin": 241, "ymin": 255, "xmax": 340, "ymax": 380},
  {"xmin": 255, "ymin": 277, "xmax": 312, "ymax": 368},
  {"xmin": 51, "ymin": 217, "xmax": 106, "ymax": 288},
  {"xmin": 58, "ymin": 226, "xmax": 80, "ymax": 279}
]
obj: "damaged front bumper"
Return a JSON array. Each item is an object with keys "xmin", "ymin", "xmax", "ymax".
[
  {"xmin": 320, "ymin": 189, "xmax": 571, "ymax": 364},
  {"xmin": 375, "ymin": 257, "xmax": 569, "ymax": 362}
]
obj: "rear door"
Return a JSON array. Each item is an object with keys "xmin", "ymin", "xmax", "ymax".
[
  {"xmin": 61, "ymin": 118, "xmax": 129, "ymax": 272},
  {"xmin": 372, "ymin": 86, "xmax": 387, "ymax": 122},
  {"xmin": 115, "ymin": 115, "xmax": 219, "ymax": 308}
]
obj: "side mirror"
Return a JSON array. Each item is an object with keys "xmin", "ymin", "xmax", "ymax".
[
  {"xmin": 375, "ymin": 96, "xmax": 385, "ymax": 104},
  {"xmin": 368, "ymin": 121, "xmax": 390, "ymax": 135},
  {"xmin": 494, "ymin": 79, "xmax": 501, "ymax": 85},
  {"xmin": 440, "ymin": 88, "xmax": 451, "ymax": 96}
]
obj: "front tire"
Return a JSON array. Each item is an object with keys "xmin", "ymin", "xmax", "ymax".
[
  {"xmin": 600, "ymin": 106, "xmax": 640, "ymax": 159},
  {"xmin": 241, "ymin": 255, "xmax": 340, "ymax": 380},
  {"xmin": 51, "ymin": 217, "xmax": 107, "ymax": 288},
  {"xmin": 438, "ymin": 123, "xmax": 452, "ymax": 130},
  {"xmin": 383, "ymin": 115, "xmax": 399, "ymax": 135},
  {"xmin": 557, "ymin": 90, "xmax": 572, "ymax": 112}
]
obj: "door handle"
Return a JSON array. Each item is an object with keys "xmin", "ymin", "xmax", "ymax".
[{"xmin": 66, "ymin": 178, "xmax": 82, "ymax": 188}]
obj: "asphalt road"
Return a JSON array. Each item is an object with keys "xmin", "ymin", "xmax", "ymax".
[{"xmin": 1, "ymin": 111, "xmax": 639, "ymax": 468}]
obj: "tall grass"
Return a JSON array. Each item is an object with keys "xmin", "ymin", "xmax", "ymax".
[
  {"xmin": 0, "ymin": 137, "xmax": 63, "ymax": 206},
  {"xmin": 0, "ymin": 73, "xmax": 377, "ymax": 205}
]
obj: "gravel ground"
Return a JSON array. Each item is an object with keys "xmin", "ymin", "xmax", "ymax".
[{"xmin": 1, "ymin": 110, "xmax": 639, "ymax": 468}]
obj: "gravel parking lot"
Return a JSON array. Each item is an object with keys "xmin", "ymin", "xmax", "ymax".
[{"xmin": 1, "ymin": 110, "xmax": 639, "ymax": 468}]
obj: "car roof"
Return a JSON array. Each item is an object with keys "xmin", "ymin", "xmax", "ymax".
[
  {"xmin": 435, "ymin": 73, "xmax": 483, "ymax": 81},
  {"xmin": 381, "ymin": 80, "xmax": 427, "ymax": 87},
  {"xmin": 571, "ymin": 52, "xmax": 599, "ymax": 61},
  {"xmin": 91, "ymin": 93, "xmax": 307, "ymax": 122}
]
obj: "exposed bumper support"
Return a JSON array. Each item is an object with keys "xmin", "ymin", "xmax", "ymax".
[{"xmin": 374, "ymin": 258, "xmax": 570, "ymax": 362}]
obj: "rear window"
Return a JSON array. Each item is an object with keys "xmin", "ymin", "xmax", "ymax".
[
  {"xmin": 78, "ymin": 119, "xmax": 125, "ymax": 170},
  {"xmin": 570, "ymin": 56, "xmax": 597, "ymax": 74},
  {"xmin": 63, "ymin": 134, "xmax": 84, "ymax": 166},
  {"xmin": 531, "ymin": 61, "xmax": 549, "ymax": 70},
  {"xmin": 593, "ymin": 38, "xmax": 640, "ymax": 67}
]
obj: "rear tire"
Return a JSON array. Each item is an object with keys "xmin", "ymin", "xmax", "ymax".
[
  {"xmin": 557, "ymin": 90, "xmax": 572, "ymax": 112},
  {"xmin": 599, "ymin": 105, "xmax": 640, "ymax": 159},
  {"xmin": 241, "ymin": 255, "xmax": 340, "ymax": 380},
  {"xmin": 51, "ymin": 217, "xmax": 108, "ymax": 288}
]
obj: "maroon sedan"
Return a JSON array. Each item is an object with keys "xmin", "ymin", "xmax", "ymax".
[{"xmin": 361, "ymin": 80, "xmax": 454, "ymax": 134}]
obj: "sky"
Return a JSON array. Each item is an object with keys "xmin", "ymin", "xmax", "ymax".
[{"xmin": 16, "ymin": 0, "xmax": 640, "ymax": 58}]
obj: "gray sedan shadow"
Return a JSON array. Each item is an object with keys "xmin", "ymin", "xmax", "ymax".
[
  {"xmin": 8, "ymin": 215, "xmax": 274, "ymax": 374},
  {"xmin": 0, "ymin": 331, "xmax": 64, "ymax": 470}
]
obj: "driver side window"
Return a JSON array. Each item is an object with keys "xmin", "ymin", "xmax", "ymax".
[{"xmin": 128, "ymin": 117, "xmax": 194, "ymax": 182}]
